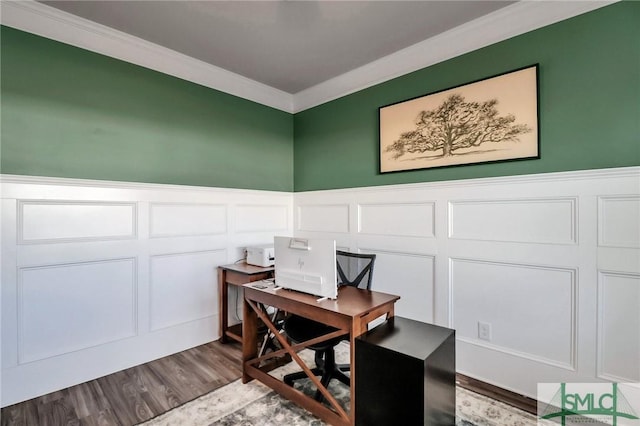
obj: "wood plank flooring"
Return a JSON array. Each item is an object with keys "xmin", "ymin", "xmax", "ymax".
[
  {"xmin": 1, "ymin": 339, "xmax": 537, "ymax": 425},
  {"xmin": 0, "ymin": 341, "xmax": 242, "ymax": 426},
  {"xmin": 456, "ymin": 374, "xmax": 536, "ymax": 415}
]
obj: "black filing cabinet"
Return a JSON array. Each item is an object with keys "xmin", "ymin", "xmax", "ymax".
[{"xmin": 355, "ymin": 316, "xmax": 456, "ymax": 425}]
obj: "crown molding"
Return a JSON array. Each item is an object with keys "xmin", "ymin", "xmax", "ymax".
[
  {"xmin": 1, "ymin": 0, "xmax": 616, "ymax": 114},
  {"xmin": 292, "ymin": 0, "xmax": 617, "ymax": 113},
  {"xmin": 0, "ymin": 0, "xmax": 294, "ymax": 113}
]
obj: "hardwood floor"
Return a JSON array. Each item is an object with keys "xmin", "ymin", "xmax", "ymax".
[
  {"xmin": 1, "ymin": 339, "xmax": 537, "ymax": 425},
  {"xmin": 0, "ymin": 341, "xmax": 243, "ymax": 426},
  {"xmin": 456, "ymin": 374, "xmax": 537, "ymax": 415}
]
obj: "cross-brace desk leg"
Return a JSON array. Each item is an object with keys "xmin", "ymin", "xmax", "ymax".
[{"xmin": 243, "ymin": 298, "xmax": 351, "ymax": 425}]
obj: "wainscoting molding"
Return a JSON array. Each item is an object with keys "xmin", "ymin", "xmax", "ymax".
[
  {"xmin": 2, "ymin": 167, "xmax": 638, "ymax": 405},
  {"xmin": 596, "ymin": 270, "xmax": 640, "ymax": 382},
  {"xmin": 18, "ymin": 257, "xmax": 138, "ymax": 364},
  {"xmin": 235, "ymin": 204, "xmax": 289, "ymax": 233},
  {"xmin": 449, "ymin": 197, "xmax": 577, "ymax": 244},
  {"xmin": 148, "ymin": 249, "xmax": 227, "ymax": 332},
  {"xmin": 297, "ymin": 204, "xmax": 350, "ymax": 233},
  {"xmin": 1, "ymin": 175, "xmax": 292, "ymax": 406},
  {"xmin": 149, "ymin": 203, "xmax": 227, "ymax": 238},
  {"xmin": 293, "ymin": 166, "xmax": 640, "ymax": 398},
  {"xmin": 360, "ymin": 248, "xmax": 436, "ymax": 323},
  {"xmin": 18, "ymin": 200, "xmax": 137, "ymax": 244},
  {"xmin": 451, "ymin": 258, "xmax": 577, "ymax": 371},
  {"xmin": 598, "ymin": 195, "xmax": 640, "ymax": 248},
  {"xmin": 358, "ymin": 202, "xmax": 435, "ymax": 238}
]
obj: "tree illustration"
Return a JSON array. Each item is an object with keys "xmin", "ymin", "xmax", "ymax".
[{"xmin": 385, "ymin": 94, "xmax": 531, "ymax": 160}]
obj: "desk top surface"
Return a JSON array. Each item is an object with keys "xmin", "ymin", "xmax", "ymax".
[
  {"xmin": 219, "ymin": 262, "xmax": 274, "ymax": 275},
  {"xmin": 244, "ymin": 284, "xmax": 399, "ymax": 318}
]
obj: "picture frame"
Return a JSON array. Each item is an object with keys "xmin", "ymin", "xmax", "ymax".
[{"xmin": 379, "ymin": 64, "xmax": 539, "ymax": 173}]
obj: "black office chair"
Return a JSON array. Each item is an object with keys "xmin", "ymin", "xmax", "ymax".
[{"xmin": 283, "ymin": 250, "xmax": 376, "ymax": 401}]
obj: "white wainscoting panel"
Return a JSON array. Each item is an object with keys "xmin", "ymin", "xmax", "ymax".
[
  {"xmin": 149, "ymin": 250, "xmax": 225, "ymax": 331},
  {"xmin": 235, "ymin": 204, "xmax": 288, "ymax": 232},
  {"xmin": 150, "ymin": 203, "xmax": 226, "ymax": 237},
  {"xmin": 597, "ymin": 271, "xmax": 640, "ymax": 382},
  {"xmin": 297, "ymin": 204, "xmax": 349, "ymax": 233},
  {"xmin": 358, "ymin": 202, "xmax": 435, "ymax": 238},
  {"xmin": 366, "ymin": 249, "xmax": 435, "ymax": 323},
  {"xmin": 19, "ymin": 258, "xmax": 137, "ymax": 364},
  {"xmin": 1, "ymin": 175, "xmax": 293, "ymax": 406},
  {"xmin": 598, "ymin": 196, "xmax": 640, "ymax": 248},
  {"xmin": 293, "ymin": 167, "xmax": 640, "ymax": 398},
  {"xmin": 19, "ymin": 201, "xmax": 136, "ymax": 243},
  {"xmin": 449, "ymin": 198, "xmax": 576, "ymax": 244},
  {"xmin": 2, "ymin": 167, "xmax": 638, "ymax": 405},
  {"xmin": 451, "ymin": 258, "xmax": 576, "ymax": 369}
]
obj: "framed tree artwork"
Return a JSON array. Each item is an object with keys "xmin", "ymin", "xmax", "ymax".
[{"xmin": 379, "ymin": 64, "xmax": 539, "ymax": 173}]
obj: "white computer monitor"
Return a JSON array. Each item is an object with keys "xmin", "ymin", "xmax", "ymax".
[{"xmin": 273, "ymin": 236, "xmax": 337, "ymax": 299}]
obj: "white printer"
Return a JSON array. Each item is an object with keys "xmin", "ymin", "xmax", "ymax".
[{"xmin": 246, "ymin": 244, "xmax": 275, "ymax": 267}]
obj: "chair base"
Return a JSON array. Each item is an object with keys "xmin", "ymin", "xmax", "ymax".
[{"xmin": 283, "ymin": 349, "xmax": 350, "ymax": 402}]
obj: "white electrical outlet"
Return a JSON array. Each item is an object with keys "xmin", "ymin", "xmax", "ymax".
[{"xmin": 478, "ymin": 321, "xmax": 492, "ymax": 341}]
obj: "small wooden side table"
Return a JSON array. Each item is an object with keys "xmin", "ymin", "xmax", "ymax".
[{"xmin": 218, "ymin": 262, "xmax": 274, "ymax": 343}]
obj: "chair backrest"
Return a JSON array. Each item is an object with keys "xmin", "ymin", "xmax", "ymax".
[{"xmin": 336, "ymin": 251, "xmax": 376, "ymax": 290}]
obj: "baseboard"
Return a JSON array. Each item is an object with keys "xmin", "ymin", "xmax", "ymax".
[{"xmin": 456, "ymin": 374, "xmax": 537, "ymax": 415}]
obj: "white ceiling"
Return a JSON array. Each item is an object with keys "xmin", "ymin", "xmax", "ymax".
[
  {"xmin": 40, "ymin": 1, "xmax": 513, "ymax": 94},
  {"xmin": 3, "ymin": 1, "xmax": 613, "ymax": 112}
]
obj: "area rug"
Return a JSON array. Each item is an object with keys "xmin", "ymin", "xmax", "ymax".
[{"xmin": 139, "ymin": 343, "xmax": 545, "ymax": 426}]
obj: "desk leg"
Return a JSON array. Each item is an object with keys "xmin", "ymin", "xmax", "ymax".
[
  {"xmin": 218, "ymin": 268, "xmax": 229, "ymax": 343},
  {"xmin": 242, "ymin": 294, "xmax": 258, "ymax": 384}
]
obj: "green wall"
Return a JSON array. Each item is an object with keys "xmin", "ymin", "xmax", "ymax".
[
  {"xmin": 2, "ymin": 3, "xmax": 638, "ymax": 193},
  {"xmin": 0, "ymin": 26, "xmax": 294, "ymax": 191},
  {"xmin": 293, "ymin": 2, "xmax": 640, "ymax": 191}
]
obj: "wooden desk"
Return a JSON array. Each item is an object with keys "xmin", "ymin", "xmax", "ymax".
[
  {"xmin": 217, "ymin": 263, "xmax": 274, "ymax": 343},
  {"xmin": 242, "ymin": 284, "xmax": 400, "ymax": 426}
]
